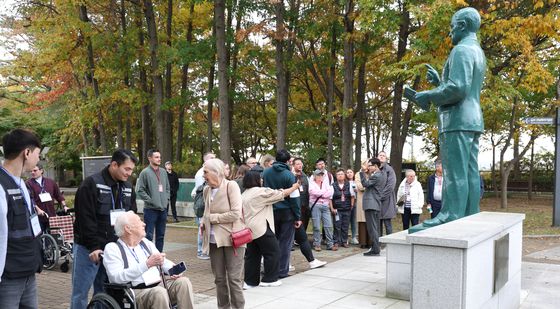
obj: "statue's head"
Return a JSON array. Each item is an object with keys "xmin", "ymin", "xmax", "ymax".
[{"xmin": 450, "ymin": 7, "xmax": 481, "ymax": 45}]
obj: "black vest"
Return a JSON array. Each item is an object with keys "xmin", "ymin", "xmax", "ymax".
[
  {"xmin": 332, "ymin": 181, "xmax": 352, "ymax": 210},
  {"xmin": 90, "ymin": 172, "xmax": 134, "ymax": 244},
  {"xmin": 0, "ymin": 169, "xmax": 42, "ymax": 279}
]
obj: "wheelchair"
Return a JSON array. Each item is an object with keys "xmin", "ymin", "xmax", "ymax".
[
  {"xmin": 39, "ymin": 209, "xmax": 75, "ymax": 272},
  {"xmin": 87, "ymin": 281, "xmax": 177, "ymax": 309}
]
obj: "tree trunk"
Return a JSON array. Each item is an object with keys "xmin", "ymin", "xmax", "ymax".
[
  {"xmin": 215, "ymin": 0, "xmax": 231, "ymax": 163},
  {"xmin": 491, "ymin": 133, "xmax": 499, "ymax": 197},
  {"xmin": 327, "ymin": 24, "xmax": 337, "ymax": 170},
  {"xmin": 341, "ymin": 0, "xmax": 354, "ymax": 169},
  {"xmin": 513, "ymin": 134, "xmax": 520, "ymax": 179},
  {"xmin": 79, "ymin": 5, "xmax": 107, "ymax": 155},
  {"xmin": 389, "ymin": 3, "xmax": 410, "ymax": 180},
  {"xmin": 163, "ymin": 0, "xmax": 173, "ymax": 162},
  {"xmin": 175, "ymin": 1, "xmax": 195, "ymax": 162},
  {"xmin": 142, "ymin": 0, "xmax": 166, "ymax": 161},
  {"xmin": 206, "ymin": 18, "xmax": 217, "ymax": 154},
  {"xmin": 135, "ymin": 4, "xmax": 151, "ymax": 164},
  {"xmin": 528, "ymin": 140, "xmax": 535, "ymax": 200},
  {"xmin": 354, "ymin": 39, "xmax": 367, "ymax": 171},
  {"xmin": 274, "ymin": 0, "xmax": 288, "ymax": 150},
  {"xmin": 120, "ymin": 0, "xmax": 132, "ymax": 151}
]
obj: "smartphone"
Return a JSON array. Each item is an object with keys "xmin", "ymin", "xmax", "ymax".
[{"xmin": 168, "ymin": 261, "xmax": 187, "ymax": 276}]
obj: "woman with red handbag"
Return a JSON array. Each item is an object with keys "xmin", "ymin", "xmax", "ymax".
[
  {"xmin": 200, "ymin": 158, "xmax": 246, "ymax": 309},
  {"xmin": 241, "ymin": 170, "xmax": 300, "ymax": 289}
]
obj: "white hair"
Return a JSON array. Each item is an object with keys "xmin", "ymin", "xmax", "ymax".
[
  {"xmin": 204, "ymin": 158, "xmax": 225, "ymax": 179},
  {"xmin": 405, "ymin": 169, "xmax": 416, "ymax": 177},
  {"xmin": 114, "ymin": 211, "xmax": 136, "ymax": 237}
]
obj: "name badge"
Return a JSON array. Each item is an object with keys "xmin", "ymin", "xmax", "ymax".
[
  {"xmin": 142, "ymin": 266, "xmax": 162, "ymax": 285},
  {"xmin": 110, "ymin": 209, "xmax": 126, "ymax": 226},
  {"xmin": 158, "ymin": 184, "xmax": 164, "ymax": 192},
  {"xmin": 30, "ymin": 214, "xmax": 42, "ymax": 237},
  {"xmin": 39, "ymin": 192, "xmax": 53, "ymax": 203},
  {"xmin": 289, "ymin": 189, "xmax": 300, "ymax": 198}
]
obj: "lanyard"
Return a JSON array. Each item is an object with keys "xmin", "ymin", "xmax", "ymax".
[
  {"xmin": 152, "ymin": 167, "xmax": 161, "ymax": 184},
  {"xmin": 111, "ymin": 183, "xmax": 123, "ymax": 210},
  {"xmin": 36, "ymin": 177, "xmax": 46, "ymax": 193},
  {"xmin": 126, "ymin": 242, "xmax": 149, "ymax": 263},
  {"xmin": 0, "ymin": 166, "xmax": 35, "ymax": 215}
]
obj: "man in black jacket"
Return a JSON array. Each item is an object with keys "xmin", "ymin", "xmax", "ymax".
[
  {"xmin": 165, "ymin": 161, "xmax": 180, "ymax": 222},
  {"xmin": 70, "ymin": 149, "xmax": 137, "ymax": 309}
]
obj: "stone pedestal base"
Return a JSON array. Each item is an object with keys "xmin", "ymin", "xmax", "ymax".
[{"xmin": 381, "ymin": 212, "xmax": 525, "ymax": 309}]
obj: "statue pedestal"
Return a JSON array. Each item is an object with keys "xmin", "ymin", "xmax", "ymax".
[
  {"xmin": 380, "ymin": 230, "xmax": 412, "ymax": 300},
  {"xmin": 381, "ymin": 212, "xmax": 525, "ymax": 309}
]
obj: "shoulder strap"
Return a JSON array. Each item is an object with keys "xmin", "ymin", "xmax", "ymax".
[
  {"xmin": 225, "ymin": 182, "xmax": 246, "ymax": 224},
  {"xmin": 115, "ymin": 241, "xmax": 129, "ymax": 269},
  {"xmin": 139, "ymin": 240, "xmax": 151, "ymax": 255}
]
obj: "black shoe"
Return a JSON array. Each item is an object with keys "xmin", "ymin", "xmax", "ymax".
[{"xmin": 363, "ymin": 250, "xmax": 380, "ymax": 256}]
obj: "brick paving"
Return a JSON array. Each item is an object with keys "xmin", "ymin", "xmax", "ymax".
[{"xmin": 37, "ymin": 222, "xmax": 364, "ymax": 309}]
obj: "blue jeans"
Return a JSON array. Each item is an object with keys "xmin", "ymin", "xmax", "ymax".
[
  {"xmin": 312, "ymin": 204, "xmax": 333, "ymax": 247},
  {"xmin": 273, "ymin": 208, "xmax": 295, "ymax": 278},
  {"xmin": 196, "ymin": 216, "xmax": 203, "ymax": 255},
  {"xmin": 0, "ymin": 274, "xmax": 37, "ymax": 309},
  {"xmin": 70, "ymin": 243, "xmax": 107, "ymax": 309},
  {"xmin": 350, "ymin": 205, "xmax": 357, "ymax": 238},
  {"xmin": 144, "ymin": 208, "xmax": 167, "ymax": 252}
]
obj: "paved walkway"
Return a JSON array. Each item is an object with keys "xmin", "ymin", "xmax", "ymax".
[{"xmin": 36, "ymin": 224, "xmax": 559, "ymax": 308}]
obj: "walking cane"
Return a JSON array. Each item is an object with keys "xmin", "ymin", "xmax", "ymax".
[{"xmin": 158, "ymin": 265, "xmax": 174, "ymax": 309}]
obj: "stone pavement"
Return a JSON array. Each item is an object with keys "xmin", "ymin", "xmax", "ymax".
[{"xmin": 36, "ymin": 224, "xmax": 560, "ymax": 308}]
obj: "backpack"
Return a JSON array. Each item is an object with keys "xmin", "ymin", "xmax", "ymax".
[{"xmin": 193, "ymin": 183, "xmax": 206, "ymax": 218}]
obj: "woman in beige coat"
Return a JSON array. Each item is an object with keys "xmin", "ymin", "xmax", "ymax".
[
  {"xmin": 241, "ymin": 171, "xmax": 299, "ymax": 289},
  {"xmin": 354, "ymin": 160, "xmax": 372, "ymax": 248},
  {"xmin": 201, "ymin": 158, "xmax": 245, "ymax": 309}
]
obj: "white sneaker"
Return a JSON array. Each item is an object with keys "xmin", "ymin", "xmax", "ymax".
[
  {"xmin": 288, "ymin": 264, "xmax": 295, "ymax": 272},
  {"xmin": 259, "ymin": 280, "xmax": 282, "ymax": 287},
  {"xmin": 351, "ymin": 237, "xmax": 359, "ymax": 245},
  {"xmin": 309, "ymin": 259, "xmax": 327, "ymax": 269},
  {"xmin": 243, "ymin": 282, "xmax": 257, "ymax": 290}
]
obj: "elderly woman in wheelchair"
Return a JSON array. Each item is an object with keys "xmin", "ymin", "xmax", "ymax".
[{"xmin": 88, "ymin": 211, "xmax": 194, "ymax": 309}]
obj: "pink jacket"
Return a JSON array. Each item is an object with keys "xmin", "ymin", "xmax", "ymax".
[{"xmin": 308, "ymin": 177, "xmax": 334, "ymax": 206}]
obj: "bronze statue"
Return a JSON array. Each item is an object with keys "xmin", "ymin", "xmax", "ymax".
[{"xmin": 407, "ymin": 7, "xmax": 487, "ymax": 233}]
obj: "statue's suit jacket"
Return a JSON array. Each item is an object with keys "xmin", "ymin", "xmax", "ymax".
[{"xmin": 429, "ymin": 36, "xmax": 486, "ymax": 134}]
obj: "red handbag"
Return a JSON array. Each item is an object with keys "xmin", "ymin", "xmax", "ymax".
[{"xmin": 224, "ymin": 182, "xmax": 253, "ymax": 256}]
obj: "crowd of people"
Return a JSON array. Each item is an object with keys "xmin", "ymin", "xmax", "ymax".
[{"xmin": 0, "ymin": 128, "xmax": 450, "ymax": 309}]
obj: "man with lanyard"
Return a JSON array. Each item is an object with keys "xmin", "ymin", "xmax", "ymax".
[
  {"xmin": 71, "ymin": 149, "xmax": 138, "ymax": 309},
  {"xmin": 26, "ymin": 164, "xmax": 69, "ymax": 232},
  {"xmin": 136, "ymin": 149, "xmax": 170, "ymax": 253},
  {"xmin": 0, "ymin": 128, "xmax": 43, "ymax": 308}
]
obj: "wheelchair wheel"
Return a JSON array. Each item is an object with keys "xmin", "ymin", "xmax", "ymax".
[
  {"xmin": 87, "ymin": 293, "xmax": 121, "ymax": 309},
  {"xmin": 40, "ymin": 234, "xmax": 59, "ymax": 270}
]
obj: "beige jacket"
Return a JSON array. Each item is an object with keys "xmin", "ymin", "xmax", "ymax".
[
  {"xmin": 354, "ymin": 170, "xmax": 366, "ymax": 223},
  {"xmin": 201, "ymin": 180, "xmax": 245, "ymax": 255},
  {"xmin": 241, "ymin": 187, "xmax": 285, "ymax": 239}
]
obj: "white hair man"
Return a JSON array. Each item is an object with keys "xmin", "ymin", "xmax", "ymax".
[{"xmin": 103, "ymin": 211, "xmax": 194, "ymax": 309}]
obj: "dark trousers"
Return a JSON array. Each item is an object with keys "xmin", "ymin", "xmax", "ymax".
[
  {"xmin": 294, "ymin": 223, "xmax": 314, "ymax": 262},
  {"xmin": 301, "ymin": 204, "xmax": 311, "ymax": 232},
  {"xmin": 168, "ymin": 194, "xmax": 178, "ymax": 220},
  {"xmin": 430, "ymin": 200, "xmax": 442, "ymax": 219},
  {"xmin": 144, "ymin": 208, "xmax": 167, "ymax": 252},
  {"xmin": 245, "ymin": 224, "xmax": 279, "ymax": 285},
  {"xmin": 379, "ymin": 219, "xmax": 393, "ymax": 236},
  {"xmin": 402, "ymin": 207, "xmax": 420, "ymax": 230},
  {"xmin": 364, "ymin": 209, "xmax": 380, "ymax": 254},
  {"xmin": 333, "ymin": 209, "xmax": 351, "ymax": 245},
  {"xmin": 274, "ymin": 209, "xmax": 295, "ymax": 278}
]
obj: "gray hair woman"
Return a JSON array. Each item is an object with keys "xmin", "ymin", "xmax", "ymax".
[{"xmin": 200, "ymin": 158, "xmax": 246, "ymax": 309}]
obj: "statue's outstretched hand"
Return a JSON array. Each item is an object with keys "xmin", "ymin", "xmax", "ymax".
[
  {"xmin": 425, "ymin": 64, "xmax": 440, "ymax": 86},
  {"xmin": 414, "ymin": 91, "xmax": 431, "ymax": 112}
]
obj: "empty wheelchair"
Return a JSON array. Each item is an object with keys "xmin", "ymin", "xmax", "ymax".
[{"xmin": 40, "ymin": 210, "xmax": 74, "ymax": 272}]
